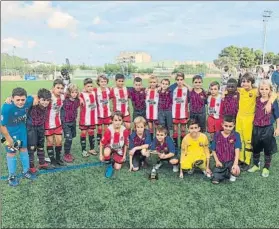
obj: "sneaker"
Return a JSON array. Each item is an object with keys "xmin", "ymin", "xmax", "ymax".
[
  {"xmin": 29, "ymin": 167, "xmax": 37, "ymax": 174},
  {"xmin": 248, "ymin": 165, "xmax": 260, "ymax": 173},
  {"xmin": 173, "ymin": 165, "xmax": 179, "ymax": 173},
  {"xmin": 229, "ymin": 175, "xmax": 236, "ymax": 182},
  {"xmin": 63, "ymin": 154, "xmax": 73, "ymax": 163},
  {"xmin": 38, "ymin": 162, "xmax": 55, "ymax": 170},
  {"xmin": 45, "ymin": 157, "xmax": 51, "ymax": 163},
  {"xmin": 23, "ymin": 171, "xmax": 37, "ymax": 181},
  {"xmin": 155, "ymin": 161, "xmax": 163, "ymax": 170},
  {"xmin": 241, "ymin": 163, "xmax": 250, "ymax": 172},
  {"xmin": 56, "ymin": 159, "xmax": 66, "ymax": 166},
  {"xmin": 82, "ymin": 150, "xmax": 90, "ymax": 157},
  {"xmin": 8, "ymin": 176, "xmax": 19, "ymax": 187},
  {"xmin": 262, "ymin": 168, "xmax": 269, "ymax": 177},
  {"xmin": 105, "ymin": 164, "xmax": 114, "ymax": 178}
]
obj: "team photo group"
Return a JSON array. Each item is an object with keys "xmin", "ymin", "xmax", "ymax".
[{"xmin": 1, "ymin": 64, "xmax": 279, "ymax": 187}]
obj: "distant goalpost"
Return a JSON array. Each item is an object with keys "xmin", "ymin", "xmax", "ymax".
[{"xmin": 72, "ymin": 69, "xmax": 98, "ymax": 80}]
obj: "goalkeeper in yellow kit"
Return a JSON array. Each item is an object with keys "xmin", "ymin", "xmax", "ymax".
[{"xmin": 236, "ymin": 73, "xmax": 274, "ymax": 171}]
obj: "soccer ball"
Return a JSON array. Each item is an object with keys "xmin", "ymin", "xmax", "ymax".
[{"xmin": 231, "ymin": 165, "xmax": 240, "ymax": 177}]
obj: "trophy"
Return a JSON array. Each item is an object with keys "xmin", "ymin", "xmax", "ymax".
[
  {"xmin": 1, "ymin": 137, "xmax": 22, "ymax": 151},
  {"xmin": 149, "ymin": 166, "xmax": 158, "ymax": 180}
]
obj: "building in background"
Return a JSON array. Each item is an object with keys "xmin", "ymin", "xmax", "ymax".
[{"xmin": 116, "ymin": 52, "xmax": 152, "ymax": 64}]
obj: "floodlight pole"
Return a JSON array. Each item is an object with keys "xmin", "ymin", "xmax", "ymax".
[{"xmin": 262, "ymin": 10, "xmax": 272, "ymax": 65}]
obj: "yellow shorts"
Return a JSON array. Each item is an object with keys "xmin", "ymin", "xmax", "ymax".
[{"xmin": 180, "ymin": 153, "xmax": 206, "ymax": 170}]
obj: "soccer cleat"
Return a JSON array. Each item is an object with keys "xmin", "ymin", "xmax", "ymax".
[
  {"xmin": 240, "ymin": 163, "xmax": 250, "ymax": 172},
  {"xmin": 23, "ymin": 171, "xmax": 37, "ymax": 181},
  {"xmin": 29, "ymin": 167, "xmax": 38, "ymax": 174},
  {"xmin": 8, "ymin": 176, "xmax": 19, "ymax": 187},
  {"xmin": 45, "ymin": 157, "xmax": 51, "ymax": 163},
  {"xmin": 193, "ymin": 160, "xmax": 204, "ymax": 168},
  {"xmin": 38, "ymin": 162, "xmax": 55, "ymax": 170},
  {"xmin": 262, "ymin": 168, "xmax": 269, "ymax": 178},
  {"xmin": 82, "ymin": 150, "xmax": 90, "ymax": 157},
  {"xmin": 248, "ymin": 165, "xmax": 260, "ymax": 173},
  {"xmin": 172, "ymin": 165, "xmax": 179, "ymax": 173},
  {"xmin": 229, "ymin": 175, "xmax": 236, "ymax": 182},
  {"xmin": 56, "ymin": 159, "xmax": 66, "ymax": 166},
  {"xmin": 154, "ymin": 161, "xmax": 163, "ymax": 170},
  {"xmin": 63, "ymin": 154, "xmax": 74, "ymax": 163},
  {"xmin": 105, "ymin": 164, "xmax": 114, "ymax": 178}
]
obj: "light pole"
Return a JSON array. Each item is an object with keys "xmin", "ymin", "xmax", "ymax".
[{"xmin": 262, "ymin": 10, "xmax": 272, "ymax": 65}]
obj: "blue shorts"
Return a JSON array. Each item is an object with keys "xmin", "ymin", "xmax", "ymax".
[{"xmin": 5, "ymin": 130, "xmax": 27, "ymax": 153}]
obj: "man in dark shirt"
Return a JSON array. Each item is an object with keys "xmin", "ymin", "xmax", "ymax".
[{"xmin": 27, "ymin": 88, "xmax": 54, "ymax": 173}]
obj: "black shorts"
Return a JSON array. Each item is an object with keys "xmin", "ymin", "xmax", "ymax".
[
  {"xmin": 63, "ymin": 121, "xmax": 77, "ymax": 139},
  {"xmin": 212, "ymin": 160, "xmax": 234, "ymax": 182},
  {"xmin": 190, "ymin": 112, "xmax": 206, "ymax": 132},
  {"xmin": 27, "ymin": 125, "xmax": 45, "ymax": 148},
  {"xmin": 252, "ymin": 125, "xmax": 277, "ymax": 154},
  {"xmin": 132, "ymin": 150, "xmax": 146, "ymax": 168},
  {"xmin": 133, "ymin": 109, "xmax": 146, "ymax": 121}
]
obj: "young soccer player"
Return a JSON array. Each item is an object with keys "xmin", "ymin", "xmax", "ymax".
[
  {"xmin": 61, "ymin": 83, "xmax": 80, "ymax": 163},
  {"xmin": 79, "ymin": 78, "xmax": 98, "ymax": 157},
  {"xmin": 221, "ymin": 66, "xmax": 233, "ymax": 92},
  {"xmin": 221, "ymin": 78, "xmax": 239, "ymax": 119},
  {"xmin": 146, "ymin": 76, "xmax": 159, "ymax": 140},
  {"xmin": 0, "ymin": 87, "xmax": 37, "ymax": 186},
  {"xmin": 27, "ymin": 88, "xmax": 54, "ymax": 173},
  {"xmin": 99, "ymin": 111, "xmax": 129, "ymax": 177},
  {"xmin": 207, "ymin": 81, "xmax": 223, "ymax": 141},
  {"xmin": 128, "ymin": 77, "xmax": 146, "ymax": 120},
  {"xmin": 110, "ymin": 74, "xmax": 131, "ymax": 131},
  {"xmin": 45, "ymin": 79, "xmax": 65, "ymax": 166},
  {"xmin": 95, "ymin": 75, "xmax": 112, "ymax": 147},
  {"xmin": 129, "ymin": 116, "xmax": 151, "ymax": 171},
  {"xmin": 179, "ymin": 119, "xmax": 211, "ymax": 179},
  {"xmin": 158, "ymin": 78, "xmax": 173, "ymax": 134},
  {"xmin": 188, "ymin": 75, "xmax": 207, "ymax": 132},
  {"xmin": 211, "ymin": 116, "xmax": 241, "ymax": 184},
  {"xmin": 236, "ymin": 73, "xmax": 273, "ymax": 171},
  {"xmin": 248, "ymin": 80, "xmax": 279, "ymax": 177},
  {"xmin": 149, "ymin": 125, "xmax": 179, "ymax": 172},
  {"xmin": 172, "ymin": 73, "xmax": 189, "ymax": 147}
]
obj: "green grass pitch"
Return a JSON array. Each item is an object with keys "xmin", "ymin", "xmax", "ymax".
[{"xmin": 1, "ymin": 78, "xmax": 279, "ymax": 228}]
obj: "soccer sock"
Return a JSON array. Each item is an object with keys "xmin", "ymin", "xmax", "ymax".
[
  {"xmin": 80, "ymin": 132, "xmax": 87, "ymax": 151},
  {"xmin": 28, "ymin": 148, "xmax": 36, "ymax": 168},
  {"xmin": 253, "ymin": 151, "xmax": 261, "ymax": 167},
  {"xmin": 7, "ymin": 156, "xmax": 17, "ymax": 176},
  {"xmin": 173, "ymin": 132, "xmax": 178, "ymax": 150},
  {"xmin": 37, "ymin": 149, "xmax": 46, "ymax": 165},
  {"xmin": 64, "ymin": 135, "xmax": 72, "ymax": 154},
  {"xmin": 20, "ymin": 152, "xmax": 30, "ymax": 173},
  {"xmin": 88, "ymin": 135, "xmax": 95, "ymax": 150},
  {"xmin": 55, "ymin": 146, "xmax": 62, "ymax": 161},
  {"xmin": 104, "ymin": 155, "xmax": 111, "ymax": 164},
  {"xmin": 47, "ymin": 146, "xmax": 55, "ymax": 162},
  {"xmin": 264, "ymin": 153, "xmax": 272, "ymax": 169},
  {"xmin": 96, "ymin": 134, "xmax": 102, "ymax": 147}
]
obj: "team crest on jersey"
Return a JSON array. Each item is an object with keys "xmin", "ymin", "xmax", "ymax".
[
  {"xmin": 200, "ymin": 95, "xmax": 204, "ymax": 99},
  {"xmin": 216, "ymin": 103, "xmax": 219, "ymax": 106},
  {"xmin": 199, "ymin": 142, "xmax": 205, "ymax": 147},
  {"xmin": 1, "ymin": 115, "xmax": 3, "ymax": 121},
  {"xmin": 229, "ymin": 138, "xmax": 235, "ymax": 144},
  {"xmin": 14, "ymin": 112, "xmax": 18, "ymax": 115},
  {"xmin": 120, "ymin": 136, "xmax": 124, "ymax": 141},
  {"xmin": 183, "ymin": 92, "xmax": 187, "ymax": 96},
  {"xmin": 249, "ymin": 93, "xmax": 253, "ymax": 97}
]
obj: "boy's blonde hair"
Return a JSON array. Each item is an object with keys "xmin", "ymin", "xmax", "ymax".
[
  {"xmin": 156, "ymin": 125, "xmax": 168, "ymax": 135},
  {"xmin": 133, "ymin": 116, "xmax": 147, "ymax": 129},
  {"xmin": 149, "ymin": 75, "xmax": 158, "ymax": 83},
  {"xmin": 66, "ymin": 83, "xmax": 79, "ymax": 98},
  {"xmin": 258, "ymin": 80, "xmax": 273, "ymax": 96}
]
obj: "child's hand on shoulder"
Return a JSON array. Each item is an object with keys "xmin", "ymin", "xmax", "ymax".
[{"xmin": 5, "ymin": 97, "xmax": 12, "ymax": 104}]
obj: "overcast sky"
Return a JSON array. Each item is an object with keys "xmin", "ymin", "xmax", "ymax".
[{"xmin": 1, "ymin": 1, "xmax": 279, "ymax": 65}]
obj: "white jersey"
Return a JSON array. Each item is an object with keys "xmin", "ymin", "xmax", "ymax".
[
  {"xmin": 207, "ymin": 94, "xmax": 222, "ymax": 119},
  {"xmin": 111, "ymin": 87, "xmax": 129, "ymax": 116},
  {"xmin": 95, "ymin": 87, "xmax": 111, "ymax": 118},
  {"xmin": 172, "ymin": 87, "xmax": 189, "ymax": 119},
  {"xmin": 45, "ymin": 94, "xmax": 65, "ymax": 129},
  {"xmin": 145, "ymin": 89, "xmax": 159, "ymax": 120},
  {"xmin": 79, "ymin": 92, "xmax": 98, "ymax": 126}
]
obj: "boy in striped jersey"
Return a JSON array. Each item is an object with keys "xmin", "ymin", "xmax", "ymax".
[
  {"xmin": 45, "ymin": 79, "xmax": 65, "ymax": 166},
  {"xmin": 95, "ymin": 75, "xmax": 112, "ymax": 147},
  {"xmin": 110, "ymin": 74, "xmax": 131, "ymax": 132},
  {"xmin": 79, "ymin": 78, "xmax": 98, "ymax": 157}
]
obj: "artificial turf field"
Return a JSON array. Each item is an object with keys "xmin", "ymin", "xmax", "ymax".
[{"xmin": 1, "ymin": 78, "xmax": 279, "ymax": 228}]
